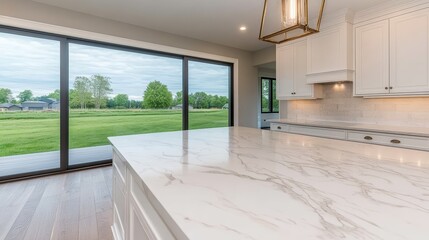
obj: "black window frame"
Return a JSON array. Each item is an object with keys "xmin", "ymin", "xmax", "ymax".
[
  {"xmin": 261, "ymin": 77, "xmax": 278, "ymax": 114},
  {"xmin": 0, "ymin": 25, "xmax": 234, "ymax": 182}
]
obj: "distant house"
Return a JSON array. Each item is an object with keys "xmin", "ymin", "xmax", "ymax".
[
  {"xmin": 222, "ymin": 103, "xmax": 229, "ymax": 109},
  {"xmin": 0, "ymin": 103, "xmax": 22, "ymax": 112},
  {"xmin": 50, "ymin": 101, "xmax": 60, "ymax": 110},
  {"xmin": 20, "ymin": 98, "xmax": 60, "ymax": 111},
  {"xmin": 39, "ymin": 97, "xmax": 60, "ymax": 110},
  {"xmin": 21, "ymin": 101, "xmax": 49, "ymax": 111},
  {"xmin": 171, "ymin": 104, "xmax": 193, "ymax": 110}
]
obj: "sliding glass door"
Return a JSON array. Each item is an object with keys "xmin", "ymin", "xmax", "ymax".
[
  {"xmin": 0, "ymin": 30, "xmax": 61, "ymax": 177},
  {"xmin": 188, "ymin": 60, "xmax": 232, "ymax": 130},
  {"xmin": 0, "ymin": 26, "xmax": 233, "ymax": 181},
  {"xmin": 68, "ymin": 42, "xmax": 183, "ymax": 166}
]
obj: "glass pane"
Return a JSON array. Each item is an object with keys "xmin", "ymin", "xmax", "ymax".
[
  {"xmin": 188, "ymin": 61, "xmax": 230, "ymax": 130},
  {"xmin": 0, "ymin": 32, "xmax": 60, "ymax": 177},
  {"xmin": 262, "ymin": 79, "xmax": 270, "ymax": 113},
  {"xmin": 272, "ymin": 80, "xmax": 279, "ymax": 112},
  {"xmin": 69, "ymin": 43, "xmax": 182, "ymax": 165}
]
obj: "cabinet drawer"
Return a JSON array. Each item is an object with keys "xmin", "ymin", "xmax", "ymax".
[
  {"xmin": 347, "ymin": 131, "xmax": 429, "ymax": 150},
  {"xmin": 113, "ymin": 166, "xmax": 126, "ymax": 199},
  {"xmin": 270, "ymin": 123, "xmax": 289, "ymax": 132},
  {"xmin": 129, "ymin": 174, "xmax": 175, "ymax": 240},
  {"xmin": 113, "ymin": 150, "xmax": 127, "ymax": 182},
  {"xmin": 113, "ymin": 206, "xmax": 125, "ymax": 240},
  {"xmin": 288, "ymin": 125, "xmax": 347, "ymax": 140},
  {"xmin": 113, "ymin": 169, "xmax": 127, "ymax": 240},
  {"xmin": 129, "ymin": 202, "xmax": 151, "ymax": 240}
]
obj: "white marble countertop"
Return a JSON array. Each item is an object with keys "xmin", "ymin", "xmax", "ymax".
[
  {"xmin": 109, "ymin": 127, "xmax": 429, "ymax": 240},
  {"xmin": 268, "ymin": 118, "xmax": 429, "ymax": 137}
]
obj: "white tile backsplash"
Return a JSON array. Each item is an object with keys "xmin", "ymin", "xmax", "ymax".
[{"xmin": 280, "ymin": 82, "xmax": 429, "ymax": 127}]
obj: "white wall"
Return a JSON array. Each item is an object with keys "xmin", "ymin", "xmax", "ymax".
[
  {"xmin": 253, "ymin": 47, "xmax": 276, "ymax": 66},
  {"xmin": 0, "ymin": 0, "xmax": 260, "ymax": 127}
]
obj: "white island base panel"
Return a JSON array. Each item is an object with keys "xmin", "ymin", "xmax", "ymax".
[{"xmin": 109, "ymin": 127, "xmax": 429, "ymax": 240}]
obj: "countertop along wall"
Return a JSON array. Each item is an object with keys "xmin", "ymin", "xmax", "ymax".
[
  {"xmin": 0, "ymin": 0, "xmax": 259, "ymax": 128},
  {"xmin": 280, "ymin": 82, "xmax": 429, "ymax": 128}
]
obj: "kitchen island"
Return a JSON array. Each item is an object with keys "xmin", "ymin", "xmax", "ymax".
[{"xmin": 109, "ymin": 127, "xmax": 429, "ymax": 240}]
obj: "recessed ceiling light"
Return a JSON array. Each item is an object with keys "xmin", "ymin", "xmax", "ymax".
[{"xmin": 239, "ymin": 26, "xmax": 247, "ymax": 31}]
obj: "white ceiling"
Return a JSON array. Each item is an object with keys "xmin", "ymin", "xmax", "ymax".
[{"xmin": 32, "ymin": 0, "xmax": 391, "ymax": 51}]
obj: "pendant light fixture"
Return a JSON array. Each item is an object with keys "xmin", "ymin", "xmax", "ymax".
[{"xmin": 259, "ymin": 0, "xmax": 326, "ymax": 44}]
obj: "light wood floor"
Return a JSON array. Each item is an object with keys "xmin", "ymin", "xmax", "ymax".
[{"xmin": 0, "ymin": 167, "xmax": 113, "ymax": 240}]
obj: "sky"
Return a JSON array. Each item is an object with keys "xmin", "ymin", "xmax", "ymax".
[{"xmin": 0, "ymin": 32, "xmax": 230, "ymax": 101}]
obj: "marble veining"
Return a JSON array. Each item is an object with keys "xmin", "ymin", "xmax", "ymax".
[
  {"xmin": 109, "ymin": 127, "xmax": 429, "ymax": 240},
  {"xmin": 268, "ymin": 118, "xmax": 429, "ymax": 137}
]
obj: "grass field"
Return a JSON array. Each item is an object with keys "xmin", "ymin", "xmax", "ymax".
[{"xmin": 0, "ymin": 109, "xmax": 228, "ymax": 157}]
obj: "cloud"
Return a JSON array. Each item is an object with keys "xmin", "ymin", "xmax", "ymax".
[
  {"xmin": 0, "ymin": 32, "xmax": 231, "ymax": 100},
  {"xmin": 189, "ymin": 61, "xmax": 229, "ymax": 96},
  {"xmin": 0, "ymin": 33, "xmax": 60, "ymax": 97}
]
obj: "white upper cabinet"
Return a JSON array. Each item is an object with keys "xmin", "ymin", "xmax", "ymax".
[
  {"xmin": 276, "ymin": 40, "xmax": 322, "ymax": 100},
  {"xmin": 355, "ymin": 8, "xmax": 429, "ymax": 97},
  {"xmin": 390, "ymin": 8, "xmax": 429, "ymax": 94},
  {"xmin": 355, "ymin": 20, "xmax": 389, "ymax": 95},
  {"xmin": 276, "ymin": 44, "xmax": 295, "ymax": 99},
  {"xmin": 294, "ymin": 41, "xmax": 313, "ymax": 97},
  {"xmin": 306, "ymin": 23, "xmax": 354, "ymax": 83}
]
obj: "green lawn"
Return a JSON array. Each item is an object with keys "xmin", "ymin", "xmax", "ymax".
[{"xmin": 0, "ymin": 109, "xmax": 228, "ymax": 157}]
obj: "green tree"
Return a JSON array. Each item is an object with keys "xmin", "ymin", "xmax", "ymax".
[
  {"xmin": 106, "ymin": 99, "xmax": 116, "ymax": 108},
  {"xmin": 18, "ymin": 90, "xmax": 33, "ymax": 103},
  {"xmin": 114, "ymin": 94, "xmax": 129, "ymax": 108},
  {"xmin": 190, "ymin": 92, "xmax": 210, "ymax": 109},
  {"xmin": 209, "ymin": 95, "xmax": 222, "ymax": 108},
  {"xmin": 143, "ymin": 80, "xmax": 172, "ymax": 109},
  {"xmin": 69, "ymin": 89, "xmax": 79, "ymax": 108},
  {"xmin": 261, "ymin": 80, "xmax": 270, "ymax": 112},
  {"xmin": 74, "ymin": 76, "xmax": 92, "ymax": 109},
  {"xmin": 91, "ymin": 74, "xmax": 112, "ymax": 109},
  {"xmin": 48, "ymin": 89, "xmax": 60, "ymax": 101},
  {"xmin": 272, "ymin": 81, "xmax": 279, "ymax": 112},
  {"xmin": 219, "ymin": 96, "xmax": 229, "ymax": 108},
  {"xmin": 0, "ymin": 88, "xmax": 12, "ymax": 103},
  {"xmin": 172, "ymin": 91, "xmax": 182, "ymax": 106},
  {"xmin": 219, "ymin": 96, "xmax": 229, "ymax": 106},
  {"xmin": 130, "ymin": 100, "xmax": 142, "ymax": 109}
]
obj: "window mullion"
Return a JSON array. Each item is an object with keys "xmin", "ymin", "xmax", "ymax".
[
  {"xmin": 60, "ymin": 39, "xmax": 69, "ymax": 171},
  {"xmin": 183, "ymin": 57, "xmax": 189, "ymax": 130}
]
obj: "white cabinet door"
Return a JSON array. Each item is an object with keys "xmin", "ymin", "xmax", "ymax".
[
  {"xmin": 112, "ymin": 165, "xmax": 127, "ymax": 240},
  {"xmin": 276, "ymin": 44, "xmax": 295, "ymax": 99},
  {"xmin": 355, "ymin": 20, "xmax": 390, "ymax": 95},
  {"xmin": 276, "ymin": 40, "xmax": 321, "ymax": 100},
  {"xmin": 129, "ymin": 200, "xmax": 151, "ymax": 240},
  {"xmin": 127, "ymin": 173, "xmax": 175, "ymax": 240},
  {"xmin": 390, "ymin": 8, "xmax": 429, "ymax": 94},
  {"xmin": 293, "ymin": 41, "xmax": 313, "ymax": 97}
]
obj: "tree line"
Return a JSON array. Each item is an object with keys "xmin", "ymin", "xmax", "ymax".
[
  {"xmin": 143, "ymin": 81, "xmax": 229, "ymax": 109},
  {"xmin": 0, "ymin": 88, "xmax": 59, "ymax": 104},
  {"xmin": 0, "ymin": 74, "xmax": 229, "ymax": 110}
]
